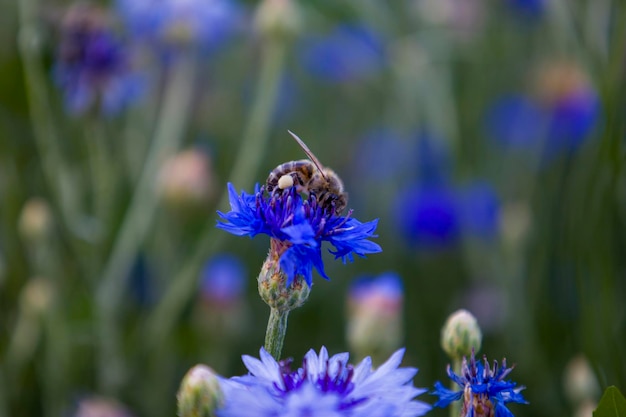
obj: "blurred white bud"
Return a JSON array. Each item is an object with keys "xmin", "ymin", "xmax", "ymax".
[
  {"xmin": 18, "ymin": 198, "xmax": 53, "ymax": 243},
  {"xmin": 177, "ymin": 365, "xmax": 224, "ymax": 417},
  {"xmin": 574, "ymin": 399, "xmax": 597, "ymax": 417},
  {"xmin": 441, "ymin": 309, "xmax": 482, "ymax": 360},
  {"xmin": 500, "ymin": 202, "xmax": 531, "ymax": 248},
  {"xmin": 563, "ymin": 355, "xmax": 600, "ymax": 405},
  {"xmin": 19, "ymin": 277, "xmax": 54, "ymax": 317},
  {"xmin": 254, "ymin": 0, "xmax": 301, "ymax": 41},
  {"xmin": 346, "ymin": 273, "xmax": 404, "ymax": 361},
  {"xmin": 74, "ymin": 396, "xmax": 134, "ymax": 417},
  {"xmin": 532, "ymin": 60, "xmax": 593, "ymax": 106},
  {"xmin": 158, "ymin": 149, "xmax": 214, "ymax": 212}
]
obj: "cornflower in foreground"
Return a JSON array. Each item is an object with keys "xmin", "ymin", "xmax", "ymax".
[
  {"xmin": 217, "ymin": 183, "xmax": 381, "ymax": 288},
  {"xmin": 217, "ymin": 181, "xmax": 381, "ymax": 359},
  {"xmin": 431, "ymin": 351, "xmax": 527, "ymax": 417},
  {"xmin": 218, "ymin": 346, "xmax": 432, "ymax": 417}
]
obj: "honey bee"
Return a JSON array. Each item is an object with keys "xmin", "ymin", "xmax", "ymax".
[{"xmin": 266, "ymin": 131, "xmax": 348, "ymax": 215}]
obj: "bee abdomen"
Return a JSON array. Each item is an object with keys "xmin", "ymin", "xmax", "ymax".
[{"xmin": 266, "ymin": 159, "xmax": 316, "ymax": 192}]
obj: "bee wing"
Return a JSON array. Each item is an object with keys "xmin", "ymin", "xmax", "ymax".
[{"xmin": 287, "ymin": 130, "xmax": 327, "ymax": 179}]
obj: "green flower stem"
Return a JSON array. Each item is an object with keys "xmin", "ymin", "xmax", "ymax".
[
  {"xmin": 450, "ymin": 357, "xmax": 462, "ymax": 417},
  {"xmin": 145, "ymin": 39, "xmax": 288, "ymax": 348},
  {"xmin": 17, "ymin": 0, "xmax": 88, "ymax": 260},
  {"xmin": 265, "ymin": 308, "xmax": 290, "ymax": 361},
  {"xmin": 95, "ymin": 55, "xmax": 197, "ymax": 395}
]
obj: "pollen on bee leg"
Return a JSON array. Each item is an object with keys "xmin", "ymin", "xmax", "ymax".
[{"xmin": 278, "ymin": 174, "xmax": 294, "ymax": 190}]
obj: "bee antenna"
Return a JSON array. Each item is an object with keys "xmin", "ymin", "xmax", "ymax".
[{"xmin": 287, "ymin": 130, "xmax": 328, "ymax": 180}]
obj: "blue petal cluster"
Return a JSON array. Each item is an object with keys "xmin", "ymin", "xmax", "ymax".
[
  {"xmin": 200, "ymin": 254, "xmax": 247, "ymax": 305},
  {"xmin": 217, "ymin": 183, "xmax": 381, "ymax": 287},
  {"xmin": 117, "ymin": 0, "xmax": 240, "ymax": 51},
  {"xmin": 219, "ymin": 346, "xmax": 431, "ymax": 417},
  {"xmin": 54, "ymin": 5, "xmax": 143, "ymax": 115},
  {"xmin": 432, "ymin": 351, "xmax": 527, "ymax": 417},
  {"xmin": 299, "ymin": 24, "xmax": 385, "ymax": 83}
]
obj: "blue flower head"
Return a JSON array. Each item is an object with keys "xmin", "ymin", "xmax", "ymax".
[
  {"xmin": 54, "ymin": 4, "xmax": 144, "ymax": 115},
  {"xmin": 217, "ymin": 183, "xmax": 381, "ymax": 287},
  {"xmin": 200, "ymin": 254, "xmax": 247, "ymax": 306},
  {"xmin": 299, "ymin": 24, "xmax": 385, "ymax": 83},
  {"xmin": 117, "ymin": 0, "xmax": 241, "ymax": 52},
  {"xmin": 432, "ymin": 351, "xmax": 527, "ymax": 417},
  {"xmin": 218, "ymin": 346, "xmax": 432, "ymax": 417}
]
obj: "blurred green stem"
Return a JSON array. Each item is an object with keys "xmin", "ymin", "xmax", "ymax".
[
  {"xmin": 146, "ymin": 40, "xmax": 287, "ymax": 347},
  {"xmin": 85, "ymin": 120, "xmax": 116, "ymax": 236},
  {"xmin": 265, "ymin": 308, "xmax": 289, "ymax": 360},
  {"xmin": 95, "ymin": 55, "xmax": 197, "ymax": 394},
  {"xmin": 17, "ymin": 0, "xmax": 87, "ymax": 248}
]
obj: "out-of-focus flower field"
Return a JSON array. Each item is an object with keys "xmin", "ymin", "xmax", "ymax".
[{"xmin": 0, "ymin": 0, "xmax": 624, "ymax": 415}]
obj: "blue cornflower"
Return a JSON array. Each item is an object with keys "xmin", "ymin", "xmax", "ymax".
[
  {"xmin": 299, "ymin": 24, "xmax": 385, "ymax": 83},
  {"xmin": 200, "ymin": 254, "xmax": 247, "ymax": 306},
  {"xmin": 394, "ymin": 183, "xmax": 461, "ymax": 248},
  {"xmin": 431, "ymin": 351, "xmax": 527, "ymax": 417},
  {"xmin": 218, "ymin": 346, "xmax": 432, "ymax": 417},
  {"xmin": 54, "ymin": 4, "xmax": 143, "ymax": 115},
  {"xmin": 117, "ymin": 0, "xmax": 240, "ymax": 52},
  {"xmin": 217, "ymin": 183, "xmax": 381, "ymax": 287}
]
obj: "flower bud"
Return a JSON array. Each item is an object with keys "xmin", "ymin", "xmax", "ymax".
[
  {"xmin": 177, "ymin": 365, "xmax": 223, "ymax": 417},
  {"xmin": 18, "ymin": 198, "xmax": 53, "ymax": 243},
  {"xmin": 254, "ymin": 0, "xmax": 301, "ymax": 41},
  {"xmin": 20, "ymin": 277, "xmax": 54, "ymax": 317},
  {"xmin": 158, "ymin": 149, "xmax": 214, "ymax": 213},
  {"xmin": 346, "ymin": 273, "xmax": 403, "ymax": 361},
  {"xmin": 563, "ymin": 355, "xmax": 600, "ymax": 405},
  {"xmin": 74, "ymin": 396, "xmax": 134, "ymax": 417},
  {"xmin": 257, "ymin": 239, "xmax": 310, "ymax": 312},
  {"xmin": 440, "ymin": 309, "xmax": 482, "ymax": 360}
]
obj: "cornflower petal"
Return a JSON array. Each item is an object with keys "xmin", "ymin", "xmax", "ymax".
[
  {"xmin": 217, "ymin": 183, "xmax": 380, "ymax": 286},
  {"xmin": 218, "ymin": 347, "xmax": 431, "ymax": 417}
]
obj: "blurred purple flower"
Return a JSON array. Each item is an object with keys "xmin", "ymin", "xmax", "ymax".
[
  {"xmin": 53, "ymin": 4, "xmax": 143, "ymax": 115},
  {"xmin": 299, "ymin": 24, "xmax": 385, "ymax": 83},
  {"xmin": 486, "ymin": 63, "xmax": 600, "ymax": 160},
  {"xmin": 200, "ymin": 254, "xmax": 246, "ymax": 306},
  {"xmin": 116, "ymin": 0, "xmax": 241, "ymax": 51},
  {"xmin": 394, "ymin": 184, "xmax": 461, "ymax": 248}
]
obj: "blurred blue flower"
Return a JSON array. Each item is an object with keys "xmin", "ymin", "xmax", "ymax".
[
  {"xmin": 200, "ymin": 254, "xmax": 246, "ymax": 306},
  {"xmin": 457, "ymin": 182, "xmax": 500, "ymax": 239},
  {"xmin": 219, "ymin": 346, "xmax": 431, "ymax": 417},
  {"xmin": 349, "ymin": 272, "xmax": 403, "ymax": 306},
  {"xmin": 432, "ymin": 350, "xmax": 527, "ymax": 417},
  {"xmin": 299, "ymin": 24, "xmax": 385, "ymax": 83},
  {"xmin": 505, "ymin": 0, "xmax": 545, "ymax": 19},
  {"xmin": 116, "ymin": 0, "xmax": 240, "ymax": 51},
  {"xmin": 54, "ymin": 4, "xmax": 143, "ymax": 115},
  {"xmin": 216, "ymin": 183, "xmax": 381, "ymax": 287},
  {"xmin": 486, "ymin": 71, "xmax": 600, "ymax": 159},
  {"xmin": 485, "ymin": 94, "xmax": 545, "ymax": 150},
  {"xmin": 351, "ymin": 128, "xmax": 410, "ymax": 182},
  {"xmin": 394, "ymin": 183, "xmax": 461, "ymax": 248}
]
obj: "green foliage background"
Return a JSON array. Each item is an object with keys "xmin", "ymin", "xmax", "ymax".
[{"xmin": 0, "ymin": 0, "xmax": 625, "ymax": 416}]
